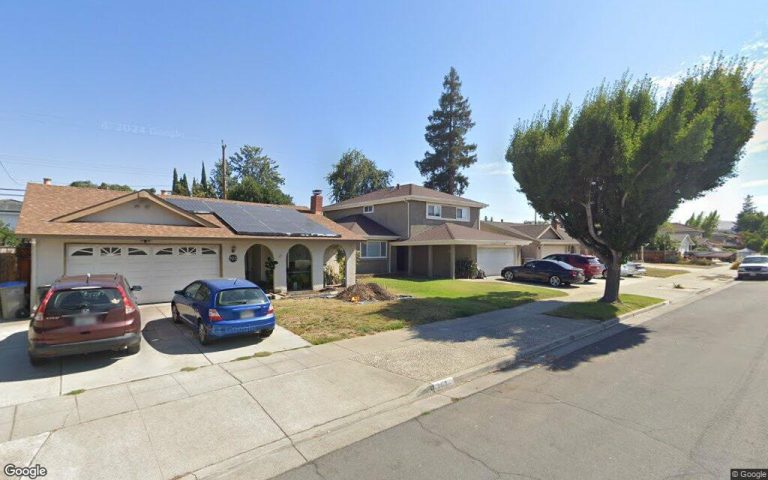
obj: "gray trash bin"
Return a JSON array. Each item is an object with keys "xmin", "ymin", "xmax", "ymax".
[{"xmin": 0, "ymin": 281, "xmax": 28, "ymax": 319}]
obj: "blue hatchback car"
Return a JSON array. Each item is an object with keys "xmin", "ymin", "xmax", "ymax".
[{"xmin": 171, "ymin": 279, "xmax": 275, "ymax": 345}]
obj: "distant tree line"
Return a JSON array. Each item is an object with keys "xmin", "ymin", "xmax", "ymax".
[{"xmin": 735, "ymin": 195, "xmax": 768, "ymax": 252}]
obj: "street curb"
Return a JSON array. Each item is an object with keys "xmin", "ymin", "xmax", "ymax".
[{"xmin": 417, "ymin": 299, "xmax": 671, "ymax": 395}]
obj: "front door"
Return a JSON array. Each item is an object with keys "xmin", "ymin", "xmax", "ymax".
[{"xmin": 396, "ymin": 247, "xmax": 408, "ymax": 272}]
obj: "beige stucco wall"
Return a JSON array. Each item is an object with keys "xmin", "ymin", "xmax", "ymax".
[
  {"xmin": 79, "ymin": 199, "xmax": 197, "ymax": 226},
  {"xmin": 30, "ymin": 236, "xmax": 358, "ymax": 308}
]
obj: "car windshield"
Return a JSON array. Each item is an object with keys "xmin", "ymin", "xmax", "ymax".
[
  {"xmin": 217, "ymin": 288, "xmax": 270, "ymax": 306},
  {"xmin": 742, "ymin": 257, "xmax": 768, "ymax": 264},
  {"xmin": 586, "ymin": 257, "xmax": 602, "ymax": 264},
  {"xmin": 46, "ymin": 287, "xmax": 123, "ymax": 315},
  {"xmin": 548, "ymin": 260, "xmax": 572, "ymax": 269}
]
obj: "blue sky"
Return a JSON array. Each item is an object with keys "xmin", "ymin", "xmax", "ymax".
[{"xmin": 1, "ymin": 0, "xmax": 767, "ymax": 222}]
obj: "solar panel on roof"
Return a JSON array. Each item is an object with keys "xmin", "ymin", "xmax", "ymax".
[{"xmin": 166, "ymin": 198, "xmax": 339, "ymax": 237}]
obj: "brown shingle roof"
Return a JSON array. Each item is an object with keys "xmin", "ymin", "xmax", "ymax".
[
  {"xmin": 333, "ymin": 215, "xmax": 399, "ymax": 238},
  {"xmin": 394, "ymin": 223, "xmax": 530, "ymax": 245},
  {"xmin": 16, "ymin": 183, "xmax": 363, "ymax": 241},
  {"xmin": 484, "ymin": 221, "xmax": 579, "ymax": 243},
  {"xmin": 325, "ymin": 184, "xmax": 487, "ymax": 210}
]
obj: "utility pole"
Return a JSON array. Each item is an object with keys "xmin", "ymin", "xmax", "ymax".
[{"xmin": 221, "ymin": 140, "xmax": 227, "ymax": 199}]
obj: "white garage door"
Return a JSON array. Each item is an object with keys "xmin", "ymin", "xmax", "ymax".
[
  {"xmin": 477, "ymin": 247, "xmax": 519, "ymax": 276},
  {"xmin": 66, "ymin": 244, "xmax": 221, "ymax": 304},
  {"xmin": 540, "ymin": 245, "xmax": 568, "ymax": 259}
]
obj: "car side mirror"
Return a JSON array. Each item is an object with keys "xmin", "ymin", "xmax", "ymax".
[
  {"xmin": 174, "ymin": 290, "xmax": 183, "ymax": 295},
  {"xmin": 131, "ymin": 285, "xmax": 143, "ymax": 292}
]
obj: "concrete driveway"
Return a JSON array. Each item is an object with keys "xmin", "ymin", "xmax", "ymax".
[{"xmin": 0, "ymin": 303, "xmax": 309, "ymax": 408}]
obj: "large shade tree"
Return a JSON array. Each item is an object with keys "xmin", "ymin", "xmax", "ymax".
[
  {"xmin": 326, "ymin": 149, "xmax": 392, "ymax": 202},
  {"xmin": 507, "ymin": 57, "xmax": 755, "ymax": 302}
]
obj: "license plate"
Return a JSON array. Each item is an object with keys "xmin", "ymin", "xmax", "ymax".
[
  {"xmin": 74, "ymin": 316, "xmax": 97, "ymax": 326},
  {"xmin": 240, "ymin": 310, "xmax": 255, "ymax": 319}
]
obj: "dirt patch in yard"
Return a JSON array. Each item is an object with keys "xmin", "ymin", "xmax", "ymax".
[{"xmin": 336, "ymin": 283, "xmax": 397, "ymax": 302}]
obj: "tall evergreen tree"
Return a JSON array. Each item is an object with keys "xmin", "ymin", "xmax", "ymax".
[
  {"xmin": 415, "ymin": 67, "xmax": 477, "ymax": 195},
  {"xmin": 326, "ymin": 149, "xmax": 393, "ymax": 202},
  {"xmin": 200, "ymin": 162, "xmax": 209, "ymax": 193},
  {"xmin": 177, "ymin": 173, "xmax": 191, "ymax": 196},
  {"xmin": 171, "ymin": 168, "xmax": 180, "ymax": 194}
]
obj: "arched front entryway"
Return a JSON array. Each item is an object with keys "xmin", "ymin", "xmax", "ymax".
[
  {"xmin": 323, "ymin": 244, "xmax": 347, "ymax": 287},
  {"xmin": 287, "ymin": 244, "xmax": 312, "ymax": 291},
  {"xmin": 245, "ymin": 244, "xmax": 276, "ymax": 292}
]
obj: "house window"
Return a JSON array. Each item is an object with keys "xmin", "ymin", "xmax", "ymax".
[
  {"xmin": 426, "ymin": 204, "xmax": 442, "ymax": 219},
  {"xmin": 100, "ymin": 246, "xmax": 122, "ymax": 256},
  {"xmin": 71, "ymin": 247, "xmax": 94, "ymax": 257},
  {"xmin": 201, "ymin": 247, "xmax": 217, "ymax": 255},
  {"xmin": 360, "ymin": 241, "xmax": 387, "ymax": 259},
  {"xmin": 455, "ymin": 207, "xmax": 469, "ymax": 221},
  {"xmin": 179, "ymin": 246, "xmax": 197, "ymax": 255},
  {"xmin": 363, "ymin": 205, "xmax": 374, "ymax": 214},
  {"xmin": 155, "ymin": 247, "xmax": 174, "ymax": 256},
  {"xmin": 127, "ymin": 247, "xmax": 148, "ymax": 256}
]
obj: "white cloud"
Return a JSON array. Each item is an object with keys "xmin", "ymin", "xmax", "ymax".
[
  {"xmin": 740, "ymin": 178, "xmax": 768, "ymax": 188},
  {"xmin": 474, "ymin": 161, "xmax": 512, "ymax": 176}
]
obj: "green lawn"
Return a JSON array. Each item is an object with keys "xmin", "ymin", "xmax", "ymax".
[
  {"xmin": 276, "ymin": 277, "xmax": 566, "ymax": 344},
  {"xmin": 644, "ymin": 267, "xmax": 689, "ymax": 278},
  {"xmin": 547, "ymin": 294, "xmax": 664, "ymax": 321}
]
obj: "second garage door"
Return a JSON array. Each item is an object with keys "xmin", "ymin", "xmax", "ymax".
[
  {"xmin": 477, "ymin": 247, "xmax": 519, "ymax": 276},
  {"xmin": 65, "ymin": 244, "xmax": 221, "ymax": 304}
]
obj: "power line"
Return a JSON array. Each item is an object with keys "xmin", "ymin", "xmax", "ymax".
[{"xmin": 0, "ymin": 160, "xmax": 21, "ymax": 185}]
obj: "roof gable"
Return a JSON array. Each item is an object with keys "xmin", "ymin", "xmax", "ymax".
[{"xmin": 52, "ymin": 190, "xmax": 216, "ymax": 227}]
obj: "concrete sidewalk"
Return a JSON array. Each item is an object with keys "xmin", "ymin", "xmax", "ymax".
[{"xmin": 0, "ymin": 265, "xmax": 735, "ymax": 480}]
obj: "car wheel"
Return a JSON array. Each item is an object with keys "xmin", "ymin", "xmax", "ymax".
[
  {"xmin": 126, "ymin": 342, "xmax": 140, "ymax": 355},
  {"xmin": 503, "ymin": 271, "xmax": 515, "ymax": 281},
  {"xmin": 259, "ymin": 328, "xmax": 274, "ymax": 338},
  {"xmin": 549, "ymin": 275, "xmax": 562, "ymax": 287},
  {"xmin": 171, "ymin": 304, "xmax": 182, "ymax": 324},
  {"xmin": 585, "ymin": 276, "xmax": 592, "ymax": 282},
  {"xmin": 197, "ymin": 321, "xmax": 211, "ymax": 345}
]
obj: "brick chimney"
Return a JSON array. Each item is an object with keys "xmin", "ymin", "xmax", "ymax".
[
  {"xmin": 43, "ymin": 177, "xmax": 52, "ymax": 186},
  {"xmin": 310, "ymin": 189, "xmax": 323, "ymax": 214}
]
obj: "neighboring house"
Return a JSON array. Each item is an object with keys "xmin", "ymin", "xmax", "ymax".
[
  {"xmin": 323, "ymin": 184, "xmax": 530, "ymax": 277},
  {"xmin": 16, "ymin": 183, "xmax": 361, "ymax": 306},
  {"xmin": 662, "ymin": 223, "xmax": 704, "ymax": 254},
  {"xmin": 0, "ymin": 199, "xmax": 22, "ymax": 230},
  {"xmin": 482, "ymin": 220, "xmax": 581, "ymax": 262}
]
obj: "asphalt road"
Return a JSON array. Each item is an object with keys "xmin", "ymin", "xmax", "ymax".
[{"xmin": 274, "ymin": 281, "xmax": 768, "ymax": 480}]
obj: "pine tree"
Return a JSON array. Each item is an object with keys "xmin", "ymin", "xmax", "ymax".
[
  {"xmin": 171, "ymin": 168, "xmax": 180, "ymax": 194},
  {"xmin": 415, "ymin": 67, "xmax": 477, "ymax": 195},
  {"xmin": 200, "ymin": 162, "xmax": 210, "ymax": 194},
  {"xmin": 177, "ymin": 173, "xmax": 191, "ymax": 196}
]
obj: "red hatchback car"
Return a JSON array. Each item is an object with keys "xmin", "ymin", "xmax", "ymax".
[
  {"xmin": 28, "ymin": 274, "xmax": 142, "ymax": 365},
  {"xmin": 543, "ymin": 254, "xmax": 604, "ymax": 281}
]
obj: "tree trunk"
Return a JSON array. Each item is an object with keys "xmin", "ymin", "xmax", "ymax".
[{"xmin": 600, "ymin": 251, "xmax": 622, "ymax": 303}]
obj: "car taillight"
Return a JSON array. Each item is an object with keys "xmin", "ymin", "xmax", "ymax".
[
  {"xmin": 208, "ymin": 309, "xmax": 223, "ymax": 321},
  {"xmin": 570, "ymin": 271, "xmax": 577, "ymax": 277},
  {"xmin": 118, "ymin": 287, "xmax": 137, "ymax": 315},
  {"xmin": 33, "ymin": 288, "xmax": 55, "ymax": 325},
  {"xmin": 267, "ymin": 304, "xmax": 274, "ymax": 315}
]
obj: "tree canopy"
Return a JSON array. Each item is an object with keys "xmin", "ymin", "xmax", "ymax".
[
  {"xmin": 415, "ymin": 67, "xmax": 477, "ymax": 195},
  {"xmin": 685, "ymin": 210, "xmax": 720, "ymax": 238},
  {"xmin": 211, "ymin": 145, "xmax": 293, "ymax": 204},
  {"xmin": 326, "ymin": 149, "xmax": 392, "ymax": 202},
  {"xmin": 507, "ymin": 56, "xmax": 756, "ymax": 302},
  {"xmin": 735, "ymin": 194, "xmax": 768, "ymax": 252},
  {"xmin": 69, "ymin": 180, "xmax": 133, "ymax": 192}
]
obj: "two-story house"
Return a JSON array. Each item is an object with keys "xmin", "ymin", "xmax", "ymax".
[{"xmin": 324, "ymin": 184, "xmax": 531, "ymax": 277}]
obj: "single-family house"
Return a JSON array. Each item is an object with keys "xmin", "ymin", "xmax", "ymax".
[
  {"xmin": 481, "ymin": 220, "xmax": 581, "ymax": 262},
  {"xmin": 663, "ymin": 223, "xmax": 704, "ymax": 254},
  {"xmin": 16, "ymin": 182, "xmax": 362, "ymax": 306},
  {"xmin": 323, "ymin": 184, "xmax": 531, "ymax": 277},
  {"xmin": 0, "ymin": 199, "xmax": 22, "ymax": 230}
]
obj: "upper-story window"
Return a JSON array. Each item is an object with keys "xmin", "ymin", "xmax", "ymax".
[
  {"xmin": 363, "ymin": 205, "xmax": 374, "ymax": 214},
  {"xmin": 426, "ymin": 204, "xmax": 442, "ymax": 219},
  {"xmin": 455, "ymin": 207, "xmax": 469, "ymax": 221}
]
